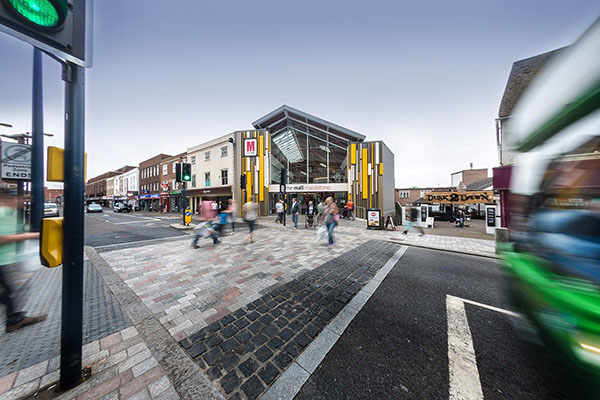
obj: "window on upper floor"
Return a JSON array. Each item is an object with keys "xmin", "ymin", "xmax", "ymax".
[
  {"xmin": 221, "ymin": 169, "xmax": 228, "ymax": 185},
  {"xmin": 205, "ymin": 172, "xmax": 210, "ymax": 187},
  {"xmin": 163, "ymin": 165, "xmax": 167, "ymax": 175},
  {"xmin": 204, "ymin": 151, "xmax": 210, "ymax": 161},
  {"xmin": 191, "ymin": 155, "xmax": 196, "ymax": 165},
  {"xmin": 192, "ymin": 174, "xmax": 196, "ymax": 188},
  {"xmin": 221, "ymin": 146, "xmax": 228, "ymax": 157}
]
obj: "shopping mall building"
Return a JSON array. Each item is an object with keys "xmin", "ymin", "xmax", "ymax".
[{"xmin": 234, "ymin": 105, "xmax": 396, "ymax": 221}]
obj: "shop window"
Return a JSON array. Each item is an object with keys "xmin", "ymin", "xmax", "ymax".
[
  {"xmin": 205, "ymin": 172, "xmax": 211, "ymax": 187},
  {"xmin": 221, "ymin": 146, "xmax": 228, "ymax": 157},
  {"xmin": 221, "ymin": 169, "xmax": 228, "ymax": 185},
  {"xmin": 205, "ymin": 151, "xmax": 210, "ymax": 161}
]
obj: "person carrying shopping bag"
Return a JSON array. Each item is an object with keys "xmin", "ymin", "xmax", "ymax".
[{"xmin": 323, "ymin": 196, "xmax": 339, "ymax": 248}]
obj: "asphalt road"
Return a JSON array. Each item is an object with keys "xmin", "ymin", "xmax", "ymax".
[
  {"xmin": 295, "ymin": 247, "xmax": 576, "ymax": 400},
  {"xmin": 84, "ymin": 209, "xmax": 188, "ymax": 248}
]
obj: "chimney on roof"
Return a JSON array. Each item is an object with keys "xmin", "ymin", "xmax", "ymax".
[{"xmin": 470, "ymin": 163, "xmax": 473, "ymax": 170}]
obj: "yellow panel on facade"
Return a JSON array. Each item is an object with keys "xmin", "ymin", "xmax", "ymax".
[
  {"xmin": 362, "ymin": 148, "xmax": 368, "ymax": 199},
  {"xmin": 350, "ymin": 143, "xmax": 356, "ymax": 164},
  {"xmin": 258, "ymin": 134, "xmax": 264, "ymax": 202},
  {"xmin": 40, "ymin": 217, "xmax": 63, "ymax": 268},
  {"xmin": 246, "ymin": 170, "xmax": 252, "ymax": 203},
  {"xmin": 379, "ymin": 163, "xmax": 383, "ymax": 175}
]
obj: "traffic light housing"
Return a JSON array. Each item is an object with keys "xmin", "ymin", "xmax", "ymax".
[
  {"xmin": 279, "ymin": 168, "xmax": 287, "ymax": 193},
  {"xmin": 40, "ymin": 217, "xmax": 63, "ymax": 268},
  {"xmin": 175, "ymin": 163, "xmax": 182, "ymax": 182},
  {"xmin": 0, "ymin": 0, "xmax": 92, "ymax": 67},
  {"xmin": 181, "ymin": 163, "xmax": 191, "ymax": 182},
  {"xmin": 240, "ymin": 174, "xmax": 246, "ymax": 190}
]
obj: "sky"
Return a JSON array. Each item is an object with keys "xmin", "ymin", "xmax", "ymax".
[{"xmin": 1, "ymin": 0, "xmax": 599, "ymax": 189}]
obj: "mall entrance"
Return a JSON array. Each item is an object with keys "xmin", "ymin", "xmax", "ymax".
[{"xmin": 270, "ymin": 192, "xmax": 348, "ymax": 215}]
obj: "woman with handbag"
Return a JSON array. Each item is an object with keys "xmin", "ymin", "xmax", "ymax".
[{"xmin": 323, "ymin": 197, "xmax": 339, "ymax": 248}]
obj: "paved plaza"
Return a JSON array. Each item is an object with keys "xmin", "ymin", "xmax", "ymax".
[{"xmin": 0, "ymin": 216, "xmax": 497, "ymax": 399}]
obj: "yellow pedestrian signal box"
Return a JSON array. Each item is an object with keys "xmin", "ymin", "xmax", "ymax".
[
  {"xmin": 184, "ymin": 209, "xmax": 192, "ymax": 225},
  {"xmin": 47, "ymin": 146, "xmax": 87, "ymax": 182},
  {"xmin": 40, "ymin": 217, "xmax": 63, "ymax": 268}
]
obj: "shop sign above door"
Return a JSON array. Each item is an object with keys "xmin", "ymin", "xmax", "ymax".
[{"xmin": 423, "ymin": 191, "xmax": 494, "ymax": 204}]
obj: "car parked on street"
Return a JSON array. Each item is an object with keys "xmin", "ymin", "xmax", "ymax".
[
  {"xmin": 44, "ymin": 203, "xmax": 59, "ymax": 217},
  {"xmin": 86, "ymin": 203, "xmax": 103, "ymax": 213}
]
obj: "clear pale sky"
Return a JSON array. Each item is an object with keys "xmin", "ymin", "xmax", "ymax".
[{"xmin": 1, "ymin": 0, "xmax": 598, "ymax": 188}]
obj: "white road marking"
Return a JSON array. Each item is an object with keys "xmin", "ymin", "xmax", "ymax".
[
  {"xmin": 113, "ymin": 220, "xmax": 157, "ymax": 225},
  {"xmin": 447, "ymin": 295, "xmax": 521, "ymax": 400},
  {"xmin": 447, "ymin": 295, "xmax": 484, "ymax": 400}
]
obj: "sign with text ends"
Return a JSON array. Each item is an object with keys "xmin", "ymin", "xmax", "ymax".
[
  {"xmin": 423, "ymin": 191, "xmax": 494, "ymax": 204},
  {"xmin": 1, "ymin": 142, "xmax": 31, "ymax": 180},
  {"xmin": 243, "ymin": 138, "xmax": 257, "ymax": 157},
  {"xmin": 0, "ymin": 0, "xmax": 92, "ymax": 67}
]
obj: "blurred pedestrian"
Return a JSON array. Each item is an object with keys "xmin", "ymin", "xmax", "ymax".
[
  {"xmin": 347, "ymin": 199, "xmax": 355, "ymax": 221},
  {"xmin": 323, "ymin": 196, "xmax": 339, "ymax": 248},
  {"xmin": 225, "ymin": 199, "xmax": 235, "ymax": 234},
  {"xmin": 243, "ymin": 197, "xmax": 258, "ymax": 243},
  {"xmin": 0, "ymin": 188, "xmax": 47, "ymax": 332},
  {"xmin": 275, "ymin": 200, "xmax": 284, "ymax": 224},
  {"xmin": 291, "ymin": 197, "xmax": 300, "ymax": 230}
]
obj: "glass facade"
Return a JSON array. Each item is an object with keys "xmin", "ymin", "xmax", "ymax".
[{"xmin": 269, "ymin": 119, "xmax": 352, "ymax": 185}]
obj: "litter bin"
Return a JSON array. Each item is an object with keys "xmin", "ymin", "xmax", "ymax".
[{"xmin": 367, "ymin": 208, "xmax": 382, "ymax": 230}]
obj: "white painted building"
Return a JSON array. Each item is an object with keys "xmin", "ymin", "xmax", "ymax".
[
  {"xmin": 115, "ymin": 167, "xmax": 139, "ymax": 207},
  {"xmin": 186, "ymin": 133, "xmax": 235, "ymax": 214}
]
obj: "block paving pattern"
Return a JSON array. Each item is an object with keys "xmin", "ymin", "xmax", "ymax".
[
  {"xmin": 179, "ymin": 240, "xmax": 400, "ymax": 399},
  {"xmin": 0, "ymin": 326, "xmax": 179, "ymax": 400},
  {"xmin": 0, "ymin": 261, "xmax": 131, "ymax": 378},
  {"xmin": 101, "ymin": 226, "xmax": 370, "ymax": 342}
]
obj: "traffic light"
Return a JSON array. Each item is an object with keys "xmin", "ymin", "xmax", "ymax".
[
  {"xmin": 240, "ymin": 174, "xmax": 246, "ymax": 190},
  {"xmin": 181, "ymin": 163, "xmax": 192, "ymax": 182},
  {"xmin": 0, "ymin": 0, "xmax": 92, "ymax": 67},
  {"xmin": 280, "ymin": 168, "xmax": 287, "ymax": 185},
  {"xmin": 175, "ymin": 163, "xmax": 182, "ymax": 182}
]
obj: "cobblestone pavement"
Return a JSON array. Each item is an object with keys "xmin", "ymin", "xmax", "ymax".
[
  {"xmin": 100, "ymin": 224, "xmax": 372, "ymax": 343},
  {"xmin": 0, "ymin": 326, "xmax": 179, "ymax": 400},
  {"xmin": 179, "ymin": 240, "xmax": 400, "ymax": 399},
  {"xmin": 0, "ymin": 261, "xmax": 132, "ymax": 379}
]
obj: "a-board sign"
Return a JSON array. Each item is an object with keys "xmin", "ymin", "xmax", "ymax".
[
  {"xmin": 426, "ymin": 217, "xmax": 435, "ymax": 228},
  {"xmin": 1, "ymin": 142, "xmax": 31, "ymax": 180},
  {"xmin": 243, "ymin": 138, "xmax": 258, "ymax": 157},
  {"xmin": 423, "ymin": 191, "xmax": 494, "ymax": 204},
  {"xmin": 367, "ymin": 208, "xmax": 381, "ymax": 229},
  {"xmin": 487, "ymin": 207, "xmax": 496, "ymax": 227}
]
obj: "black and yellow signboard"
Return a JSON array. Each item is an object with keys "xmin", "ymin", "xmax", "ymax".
[{"xmin": 423, "ymin": 191, "xmax": 494, "ymax": 204}]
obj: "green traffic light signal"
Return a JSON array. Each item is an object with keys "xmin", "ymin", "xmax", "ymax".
[
  {"xmin": 183, "ymin": 175, "xmax": 190, "ymax": 181},
  {"xmin": 6, "ymin": 0, "xmax": 68, "ymax": 29}
]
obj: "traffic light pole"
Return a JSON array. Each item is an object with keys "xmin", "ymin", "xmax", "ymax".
[
  {"xmin": 182, "ymin": 182, "xmax": 186, "ymax": 225},
  {"xmin": 60, "ymin": 61, "xmax": 85, "ymax": 390},
  {"xmin": 31, "ymin": 47, "xmax": 44, "ymax": 232}
]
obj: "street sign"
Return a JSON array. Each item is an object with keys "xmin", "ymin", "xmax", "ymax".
[
  {"xmin": 0, "ymin": 0, "xmax": 93, "ymax": 67},
  {"xmin": 184, "ymin": 208, "xmax": 192, "ymax": 225},
  {"xmin": 1, "ymin": 141, "xmax": 31, "ymax": 180},
  {"xmin": 243, "ymin": 138, "xmax": 257, "ymax": 157}
]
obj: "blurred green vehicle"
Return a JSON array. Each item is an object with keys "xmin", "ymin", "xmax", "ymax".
[{"xmin": 501, "ymin": 18, "xmax": 600, "ymax": 393}]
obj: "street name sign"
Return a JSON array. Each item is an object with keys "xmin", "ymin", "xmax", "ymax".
[{"xmin": 1, "ymin": 141, "xmax": 31, "ymax": 180}]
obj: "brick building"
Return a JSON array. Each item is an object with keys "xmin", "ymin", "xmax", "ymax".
[
  {"xmin": 138, "ymin": 154, "xmax": 171, "ymax": 211},
  {"xmin": 85, "ymin": 166, "xmax": 135, "ymax": 206},
  {"xmin": 44, "ymin": 187, "xmax": 63, "ymax": 204},
  {"xmin": 158, "ymin": 152, "xmax": 187, "ymax": 213},
  {"xmin": 450, "ymin": 168, "xmax": 488, "ymax": 188}
]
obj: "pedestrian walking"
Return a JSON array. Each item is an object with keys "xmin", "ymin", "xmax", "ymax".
[
  {"xmin": 305, "ymin": 201, "xmax": 317, "ymax": 228},
  {"xmin": 347, "ymin": 199, "xmax": 355, "ymax": 221},
  {"xmin": 323, "ymin": 196, "xmax": 339, "ymax": 248},
  {"xmin": 275, "ymin": 200, "xmax": 284, "ymax": 224},
  {"xmin": 291, "ymin": 197, "xmax": 300, "ymax": 230},
  {"xmin": 403, "ymin": 208, "xmax": 425, "ymax": 236},
  {"xmin": 0, "ymin": 188, "xmax": 47, "ymax": 332},
  {"xmin": 225, "ymin": 199, "xmax": 235, "ymax": 234},
  {"xmin": 243, "ymin": 197, "xmax": 258, "ymax": 243}
]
